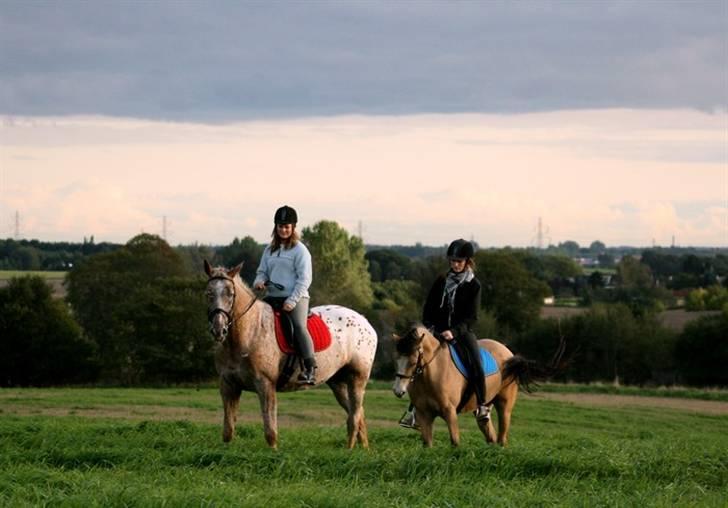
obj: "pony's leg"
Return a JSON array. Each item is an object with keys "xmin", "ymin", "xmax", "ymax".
[
  {"xmin": 346, "ymin": 374, "xmax": 369, "ymax": 449},
  {"xmin": 477, "ymin": 416, "xmax": 498, "ymax": 444},
  {"xmin": 494, "ymin": 383, "xmax": 518, "ymax": 447},
  {"xmin": 220, "ymin": 376, "xmax": 242, "ymax": 443},
  {"xmin": 327, "ymin": 380, "xmax": 350, "ymax": 412},
  {"xmin": 442, "ymin": 406, "xmax": 460, "ymax": 447},
  {"xmin": 418, "ymin": 411, "xmax": 435, "ymax": 448},
  {"xmin": 254, "ymin": 378, "xmax": 278, "ymax": 449}
]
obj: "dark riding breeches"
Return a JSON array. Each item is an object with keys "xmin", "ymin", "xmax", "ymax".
[{"xmin": 453, "ymin": 330, "xmax": 486, "ymax": 405}]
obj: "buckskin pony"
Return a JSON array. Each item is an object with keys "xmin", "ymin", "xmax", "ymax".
[
  {"xmin": 392, "ymin": 324, "xmax": 564, "ymax": 447},
  {"xmin": 205, "ymin": 261, "xmax": 377, "ymax": 449}
]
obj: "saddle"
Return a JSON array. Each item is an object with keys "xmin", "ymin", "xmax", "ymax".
[
  {"xmin": 447, "ymin": 342, "xmax": 499, "ymax": 414},
  {"xmin": 448, "ymin": 343, "xmax": 499, "ymax": 378},
  {"xmin": 273, "ymin": 311, "xmax": 332, "ymax": 354},
  {"xmin": 264, "ymin": 297, "xmax": 332, "ymax": 354}
]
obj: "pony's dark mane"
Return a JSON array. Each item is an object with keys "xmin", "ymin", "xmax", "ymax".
[{"xmin": 395, "ymin": 323, "xmax": 427, "ymax": 355}]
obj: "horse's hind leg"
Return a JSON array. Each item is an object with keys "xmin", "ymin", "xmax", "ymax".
[
  {"xmin": 220, "ymin": 375, "xmax": 242, "ymax": 443},
  {"xmin": 327, "ymin": 379, "xmax": 350, "ymax": 413},
  {"xmin": 346, "ymin": 373, "xmax": 370, "ymax": 449},
  {"xmin": 494, "ymin": 383, "xmax": 518, "ymax": 447},
  {"xmin": 476, "ymin": 410, "xmax": 497, "ymax": 444}
]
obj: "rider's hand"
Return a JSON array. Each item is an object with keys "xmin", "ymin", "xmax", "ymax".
[
  {"xmin": 282, "ymin": 302, "xmax": 295, "ymax": 312},
  {"xmin": 254, "ymin": 282, "xmax": 266, "ymax": 291},
  {"xmin": 441, "ymin": 330, "xmax": 454, "ymax": 341}
]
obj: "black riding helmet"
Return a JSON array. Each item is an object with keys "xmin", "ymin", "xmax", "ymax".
[
  {"xmin": 274, "ymin": 205, "xmax": 298, "ymax": 225},
  {"xmin": 447, "ymin": 239, "xmax": 474, "ymax": 259}
]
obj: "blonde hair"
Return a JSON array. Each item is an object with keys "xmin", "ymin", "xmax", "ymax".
[{"xmin": 270, "ymin": 225, "xmax": 300, "ymax": 252}]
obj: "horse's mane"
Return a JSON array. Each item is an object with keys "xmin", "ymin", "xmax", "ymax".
[{"xmin": 395, "ymin": 323, "xmax": 435, "ymax": 355}]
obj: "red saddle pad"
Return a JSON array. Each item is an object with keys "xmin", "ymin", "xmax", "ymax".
[{"xmin": 274, "ymin": 312, "xmax": 332, "ymax": 354}]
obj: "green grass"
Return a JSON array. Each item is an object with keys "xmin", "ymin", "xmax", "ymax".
[
  {"xmin": 1, "ymin": 387, "xmax": 726, "ymax": 507},
  {"xmin": 0, "ymin": 270, "xmax": 67, "ymax": 280}
]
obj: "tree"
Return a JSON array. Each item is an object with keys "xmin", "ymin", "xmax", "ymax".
[
  {"xmin": 616, "ymin": 256, "xmax": 653, "ymax": 289},
  {"xmin": 66, "ymin": 234, "xmax": 213, "ymax": 384},
  {"xmin": 175, "ymin": 243, "xmax": 217, "ymax": 276},
  {"xmin": 0, "ymin": 276, "xmax": 97, "ymax": 386},
  {"xmin": 475, "ymin": 251, "xmax": 551, "ymax": 335},
  {"xmin": 675, "ymin": 312, "xmax": 728, "ymax": 386},
  {"xmin": 215, "ymin": 236, "xmax": 264, "ymax": 284},
  {"xmin": 369, "ymin": 279, "xmax": 422, "ymax": 379},
  {"xmin": 365, "ymin": 249, "xmax": 415, "ymax": 282},
  {"xmin": 558, "ymin": 241, "xmax": 580, "ymax": 257},
  {"xmin": 588, "ymin": 271, "xmax": 605, "ymax": 289},
  {"xmin": 589, "ymin": 240, "xmax": 606, "ymax": 253},
  {"xmin": 302, "ymin": 221, "xmax": 374, "ymax": 311}
]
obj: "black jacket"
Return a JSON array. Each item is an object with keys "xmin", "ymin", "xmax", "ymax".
[{"xmin": 422, "ymin": 274, "xmax": 481, "ymax": 337}]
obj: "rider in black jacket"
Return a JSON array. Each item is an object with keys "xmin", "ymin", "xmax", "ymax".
[{"xmin": 399, "ymin": 239, "xmax": 490, "ymax": 429}]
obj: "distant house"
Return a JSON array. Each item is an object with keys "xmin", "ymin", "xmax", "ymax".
[{"xmin": 576, "ymin": 257, "xmax": 598, "ymax": 268}]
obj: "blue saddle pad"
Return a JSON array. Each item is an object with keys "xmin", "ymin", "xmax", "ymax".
[{"xmin": 448, "ymin": 343, "xmax": 499, "ymax": 378}]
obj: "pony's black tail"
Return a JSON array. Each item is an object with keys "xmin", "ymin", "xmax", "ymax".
[{"xmin": 501, "ymin": 336, "xmax": 568, "ymax": 393}]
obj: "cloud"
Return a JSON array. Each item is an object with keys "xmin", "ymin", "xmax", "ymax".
[
  {"xmin": 1, "ymin": 110, "xmax": 725, "ymax": 247},
  {"xmin": 1, "ymin": 2, "xmax": 726, "ymax": 121}
]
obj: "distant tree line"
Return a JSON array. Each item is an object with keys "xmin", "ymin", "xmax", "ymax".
[{"xmin": 1, "ymin": 231, "xmax": 726, "ymax": 387}]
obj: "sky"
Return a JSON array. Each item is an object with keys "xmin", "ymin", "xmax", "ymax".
[{"xmin": 1, "ymin": 1, "xmax": 726, "ymax": 248}]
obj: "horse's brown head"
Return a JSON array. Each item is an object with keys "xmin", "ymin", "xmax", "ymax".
[
  {"xmin": 391, "ymin": 324, "xmax": 429, "ymax": 398},
  {"xmin": 204, "ymin": 259, "xmax": 243, "ymax": 342}
]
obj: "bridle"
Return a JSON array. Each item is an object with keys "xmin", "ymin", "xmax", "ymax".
[
  {"xmin": 394, "ymin": 333, "xmax": 445, "ymax": 382},
  {"xmin": 206, "ymin": 275, "xmax": 259, "ymax": 340}
]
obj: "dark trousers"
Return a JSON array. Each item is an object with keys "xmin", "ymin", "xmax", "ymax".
[{"xmin": 453, "ymin": 330, "xmax": 486, "ymax": 405}]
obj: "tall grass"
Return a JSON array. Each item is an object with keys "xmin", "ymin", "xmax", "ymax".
[{"xmin": 1, "ymin": 387, "xmax": 726, "ymax": 507}]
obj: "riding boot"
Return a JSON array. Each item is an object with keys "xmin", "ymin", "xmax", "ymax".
[
  {"xmin": 398, "ymin": 404, "xmax": 420, "ymax": 430},
  {"xmin": 474, "ymin": 403, "xmax": 491, "ymax": 422},
  {"xmin": 297, "ymin": 357, "xmax": 316, "ymax": 385}
]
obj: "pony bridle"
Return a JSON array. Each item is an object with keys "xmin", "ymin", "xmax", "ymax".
[
  {"xmin": 395, "ymin": 345, "xmax": 426, "ymax": 382},
  {"xmin": 206, "ymin": 275, "xmax": 258, "ymax": 342}
]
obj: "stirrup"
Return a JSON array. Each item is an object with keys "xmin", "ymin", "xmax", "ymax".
[
  {"xmin": 398, "ymin": 409, "xmax": 420, "ymax": 430},
  {"xmin": 474, "ymin": 404, "xmax": 491, "ymax": 422},
  {"xmin": 297, "ymin": 366, "xmax": 316, "ymax": 385}
]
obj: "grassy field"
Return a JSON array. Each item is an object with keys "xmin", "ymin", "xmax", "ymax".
[
  {"xmin": 0, "ymin": 270, "xmax": 67, "ymax": 280},
  {"xmin": 1, "ymin": 386, "xmax": 726, "ymax": 507}
]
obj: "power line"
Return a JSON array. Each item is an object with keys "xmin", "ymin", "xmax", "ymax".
[{"xmin": 14, "ymin": 210, "xmax": 21, "ymax": 240}]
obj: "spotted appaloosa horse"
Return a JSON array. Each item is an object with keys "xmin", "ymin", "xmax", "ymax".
[
  {"xmin": 204, "ymin": 260, "xmax": 377, "ymax": 449},
  {"xmin": 392, "ymin": 324, "xmax": 564, "ymax": 448}
]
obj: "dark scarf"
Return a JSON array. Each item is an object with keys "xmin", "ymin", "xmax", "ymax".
[{"xmin": 441, "ymin": 268, "xmax": 474, "ymax": 326}]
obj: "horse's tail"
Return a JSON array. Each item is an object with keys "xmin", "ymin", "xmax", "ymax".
[{"xmin": 501, "ymin": 336, "xmax": 568, "ymax": 393}]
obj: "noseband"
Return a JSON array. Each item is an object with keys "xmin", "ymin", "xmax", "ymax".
[{"xmin": 207, "ymin": 275, "xmax": 259, "ymax": 340}]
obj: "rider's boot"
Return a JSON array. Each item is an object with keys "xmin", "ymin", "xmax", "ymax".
[
  {"xmin": 297, "ymin": 357, "xmax": 316, "ymax": 385},
  {"xmin": 474, "ymin": 403, "xmax": 491, "ymax": 422}
]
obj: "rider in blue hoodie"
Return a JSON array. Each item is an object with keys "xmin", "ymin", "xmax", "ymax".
[{"xmin": 254, "ymin": 205, "xmax": 316, "ymax": 384}]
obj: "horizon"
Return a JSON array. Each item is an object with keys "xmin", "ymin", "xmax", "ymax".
[{"xmin": 4, "ymin": 233, "xmax": 727, "ymax": 254}]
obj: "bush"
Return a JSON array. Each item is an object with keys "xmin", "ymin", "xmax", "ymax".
[
  {"xmin": 0, "ymin": 276, "xmax": 97, "ymax": 386},
  {"xmin": 512, "ymin": 304, "xmax": 677, "ymax": 385},
  {"xmin": 675, "ymin": 312, "xmax": 728, "ymax": 386}
]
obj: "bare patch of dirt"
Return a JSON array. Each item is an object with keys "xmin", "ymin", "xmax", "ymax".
[{"xmin": 523, "ymin": 392, "xmax": 728, "ymax": 415}]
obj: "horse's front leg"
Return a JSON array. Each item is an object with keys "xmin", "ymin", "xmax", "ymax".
[
  {"xmin": 220, "ymin": 375, "xmax": 241, "ymax": 443},
  {"xmin": 442, "ymin": 406, "xmax": 460, "ymax": 447},
  {"xmin": 254, "ymin": 377, "xmax": 278, "ymax": 449},
  {"xmin": 418, "ymin": 410, "xmax": 436, "ymax": 448}
]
